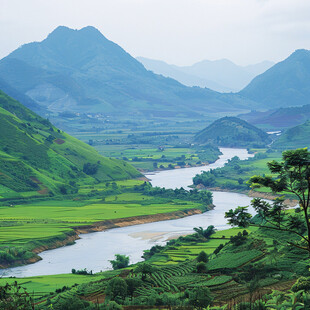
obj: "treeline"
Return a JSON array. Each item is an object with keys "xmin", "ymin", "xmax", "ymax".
[
  {"xmin": 193, "ymin": 153, "xmax": 268, "ymax": 190},
  {"xmin": 134, "ymin": 182, "xmax": 213, "ymax": 205}
]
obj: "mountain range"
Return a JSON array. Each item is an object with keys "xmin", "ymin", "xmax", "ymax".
[
  {"xmin": 0, "ymin": 26, "xmax": 253, "ymax": 118},
  {"xmin": 0, "ymin": 26, "xmax": 310, "ymax": 121},
  {"xmin": 137, "ymin": 57, "xmax": 274, "ymax": 92}
]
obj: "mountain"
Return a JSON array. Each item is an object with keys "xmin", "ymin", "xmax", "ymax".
[
  {"xmin": 136, "ymin": 57, "xmax": 231, "ymax": 92},
  {"xmin": 0, "ymin": 26, "xmax": 254, "ymax": 118},
  {"xmin": 137, "ymin": 57, "xmax": 274, "ymax": 92},
  {"xmin": 0, "ymin": 90, "xmax": 140, "ymax": 197},
  {"xmin": 272, "ymin": 119, "xmax": 310, "ymax": 150},
  {"xmin": 240, "ymin": 49, "xmax": 310, "ymax": 109},
  {"xmin": 239, "ymin": 104, "xmax": 310, "ymax": 130},
  {"xmin": 194, "ymin": 116, "xmax": 271, "ymax": 147}
]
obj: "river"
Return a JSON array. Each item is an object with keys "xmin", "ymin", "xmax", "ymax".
[{"xmin": 1, "ymin": 148, "xmax": 255, "ymax": 277}]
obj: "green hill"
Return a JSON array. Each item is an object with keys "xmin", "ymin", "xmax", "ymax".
[
  {"xmin": 0, "ymin": 26, "xmax": 253, "ymax": 118},
  {"xmin": 194, "ymin": 116, "xmax": 271, "ymax": 147},
  {"xmin": 0, "ymin": 90, "xmax": 140, "ymax": 198},
  {"xmin": 240, "ymin": 49, "xmax": 310, "ymax": 108},
  {"xmin": 272, "ymin": 119, "xmax": 310, "ymax": 150}
]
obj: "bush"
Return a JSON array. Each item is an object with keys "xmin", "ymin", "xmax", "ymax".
[
  {"xmin": 197, "ymin": 251, "xmax": 208, "ymax": 263},
  {"xmin": 106, "ymin": 278, "xmax": 127, "ymax": 301},
  {"xmin": 292, "ymin": 276, "xmax": 310, "ymax": 292},
  {"xmin": 196, "ymin": 262, "xmax": 208, "ymax": 273},
  {"xmin": 83, "ymin": 162, "xmax": 99, "ymax": 175},
  {"xmin": 110, "ymin": 254, "xmax": 129, "ymax": 270}
]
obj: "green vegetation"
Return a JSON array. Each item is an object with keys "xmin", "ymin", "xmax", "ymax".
[
  {"xmin": 195, "ymin": 116, "xmax": 271, "ymax": 148},
  {"xmin": 0, "ymin": 90, "xmax": 141, "ymax": 200},
  {"xmin": 226, "ymin": 148, "xmax": 310, "ymax": 254},
  {"xmin": 193, "ymin": 150, "xmax": 282, "ymax": 192},
  {"xmin": 3, "ymin": 220, "xmax": 309, "ymax": 309},
  {"xmin": 272, "ymin": 119, "xmax": 310, "ymax": 150},
  {"xmin": 0, "ymin": 181, "xmax": 209, "ymax": 267},
  {"xmin": 110, "ymin": 254, "xmax": 130, "ymax": 270}
]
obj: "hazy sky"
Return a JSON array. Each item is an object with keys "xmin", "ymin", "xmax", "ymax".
[{"xmin": 1, "ymin": 0, "xmax": 310, "ymax": 65}]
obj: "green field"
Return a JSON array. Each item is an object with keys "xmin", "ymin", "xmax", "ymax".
[{"xmin": 0, "ymin": 179, "xmax": 210, "ymax": 267}]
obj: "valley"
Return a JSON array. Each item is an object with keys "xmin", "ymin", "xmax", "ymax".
[{"xmin": 1, "ymin": 10, "xmax": 310, "ymax": 309}]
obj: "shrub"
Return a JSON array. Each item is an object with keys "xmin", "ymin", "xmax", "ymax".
[
  {"xmin": 110, "ymin": 254, "xmax": 129, "ymax": 270},
  {"xmin": 196, "ymin": 262, "xmax": 208, "ymax": 273},
  {"xmin": 83, "ymin": 162, "xmax": 99, "ymax": 175},
  {"xmin": 197, "ymin": 251, "xmax": 208, "ymax": 263},
  {"xmin": 292, "ymin": 276, "xmax": 310, "ymax": 292}
]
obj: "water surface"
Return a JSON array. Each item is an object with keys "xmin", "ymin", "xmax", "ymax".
[{"xmin": 1, "ymin": 148, "xmax": 255, "ymax": 277}]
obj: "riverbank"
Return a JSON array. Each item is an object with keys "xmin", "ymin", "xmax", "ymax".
[
  {"xmin": 197, "ymin": 185, "xmax": 298, "ymax": 207},
  {"xmin": 1, "ymin": 206, "xmax": 212, "ymax": 270}
]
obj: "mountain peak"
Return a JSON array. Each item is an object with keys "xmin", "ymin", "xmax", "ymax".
[
  {"xmin": 289, "ymin": 49, "xmax": 310, "ymax": 60},
  {"xmin": 45, "ymin": 25, "xmax": 107, "ymax": 46}
]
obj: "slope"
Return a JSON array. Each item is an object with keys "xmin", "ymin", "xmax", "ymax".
[
  {"xmin": 0, "ymin": 90, "xmax": 140, "ymax": 198},
  {"xmin": 240, "ymin": 49, "xmax": 310, "ymax": 108},
  {"xmin": 272, "ymin": 119, "xmax": 310, "ymax": 150},
  {"xmin": 0, "ymin": 26, "xmax": 254, "ymax": 117},
  {"xmin": 138, "ymin": 57, "xmax": 274, "ymax": 92}
]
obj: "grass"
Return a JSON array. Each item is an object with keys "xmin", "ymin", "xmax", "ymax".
[
  {"xmin": 0, "ymin": 271, "xmax": 119, "ymax": 294},
  {"xmin": 0, "ymin": 90, "xmax": 141, "ymax": 199}
]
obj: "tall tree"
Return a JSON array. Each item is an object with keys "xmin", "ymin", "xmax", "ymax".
[{"xmin": 225, "ymin": 148, "xmax": 310, "ymax": 254}]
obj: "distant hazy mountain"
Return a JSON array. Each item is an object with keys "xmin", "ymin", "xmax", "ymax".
[
  {"xmin": 194, "ymin": 116, "xmax": 271, "ymax": 147},
  {"xmin": 240, "ymin": 49, "xmax": 310, "ymax": 108},
  {"xmin": 239, "ymin": 104, "xmax": 310, "ymax": 129},
  {"xmin": 137, "ymin": 57, "xmax": 274, "ymax": 92},
  {"xmin": 0, "ymin": 26, "xmax": 253, "ymax": 117}
]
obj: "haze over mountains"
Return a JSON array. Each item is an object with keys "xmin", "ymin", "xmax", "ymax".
[
  {"xmin": 137, "ymin": 57, "xmax": 274, "ymax": 92},
  {"xmin": 0, "ymin": 26, "xmax": 253, "ymax": 118},
  {"xmin": 0, "ymin": 26, "xmax": 309, "ymax": 122},
  {"xmin": 239, "ymin": 49, "xmax": 310, "ymax": 108}
]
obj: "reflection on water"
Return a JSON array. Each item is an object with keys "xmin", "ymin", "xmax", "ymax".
[{"xmin": 1, "ymin": 148, "xmax": 256, "ymax": 277}]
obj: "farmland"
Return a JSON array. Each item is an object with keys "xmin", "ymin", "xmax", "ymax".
[
  {"xmin": 2, "ymin": 222, "xmax": 308, "ymax": 309},
  {"xmin": 0, "ymin": 180, "xmax": 212, "ymax": 268}
]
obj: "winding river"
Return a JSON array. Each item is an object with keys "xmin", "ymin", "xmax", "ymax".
[{"xmin": 1, "ymin": 148, "xmax": 255, "ymax": 277}]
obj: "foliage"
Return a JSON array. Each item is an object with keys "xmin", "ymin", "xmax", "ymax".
[
  {"xmin": 106, "ymin": 278, "xmax": 128, "ymax": 302},
  {"xmin": 188, "ymin": 287, "xmax": 213, "ymax": 309},
  {"xmin": 225, "ymin": 148, "xmax": 310, "ymax": 254},
  {"xmin": 194, "ymin": 116, "xmax": 271, "ymax": 148},
  {"xmin": 197, "ymin": 251, "xmax": 209, "ymax": 263},
  {"xmin": 292, "ymin": 277, "xmax": 310, "ymax": 292},
  {"xmin": 110, "ymin": 254, "xmax": 130, "ymax": 270},
  {"xmin": 0, "ymin": 281, "xmax": 33, "ymax": 310},
  {"xmin": 196, "ymin": 262, "xmax": 208, "ymax": 273}
]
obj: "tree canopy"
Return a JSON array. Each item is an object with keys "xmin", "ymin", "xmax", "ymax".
[{"xmin": 225, "ymin": 148, "xmax": 310, "ymax": 254}]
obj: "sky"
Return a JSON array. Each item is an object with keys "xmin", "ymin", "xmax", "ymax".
[{"xmin": 1, "ymin": 0, "xmax": 310, "ymax": 66}]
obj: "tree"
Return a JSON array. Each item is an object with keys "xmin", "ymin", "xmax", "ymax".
[
  {"xmin": 188, "ymin": 287, "xmax": 213, "ymax": 309},
  {"xmin": 0, "ymin": 281, "xmax": 33, "ymax": 310},
  {"xmin": 109, "ymin": 254, "xmax": 129, "ymax": 270},
  {"xmin": 125, "ymin": 278, "xmax": 142, "ymax": 298},
  {"xmin": 225, "ymin": 148, "xmax": 310, "ymax": 254},
  {"xmin": 197, "ymin": 251, "xmax": 208, "ymax": 263},
  {"xmin": 106, "ymin": 278, "xmax": 127, "ymax": 301},
  {"xmin": 193, "ymin": 225, "xmax": 215, "ymax": 239},
  {"xmin": 196, "ymin": 262, "xmax": 208, "ymax": 273},
  {"xmin": 135, "ymin": 263, "xmax": 157, "ymax": 281}
]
